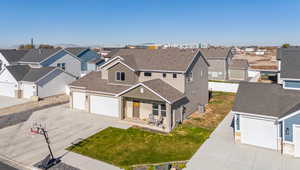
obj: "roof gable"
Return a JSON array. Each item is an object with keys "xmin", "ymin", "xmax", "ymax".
[{"xmin": 65, "ymin": 47, "xmax": 88, "ymax": 56}]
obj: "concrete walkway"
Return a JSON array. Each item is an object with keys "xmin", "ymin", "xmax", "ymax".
[
  {"xmin": 61, "ymin": 151, "xmax": 121, "ymax": 170},
  {"xmin": 0, "ymin": 96, "xmax": 29, "ymax": 109},
  {"xmin": 186, "ymin": 112, "xmax": 300, "ymax": 170}
]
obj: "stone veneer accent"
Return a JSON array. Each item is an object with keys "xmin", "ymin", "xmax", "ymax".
[{"xmin": 235, "ymin": 131, "xmax": 241, "ymax": 144}]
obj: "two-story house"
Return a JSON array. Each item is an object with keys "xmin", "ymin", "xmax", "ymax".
[
  {"xmin": 200, "ymin": 47, "xmax": 233, "ymax": 80},
  {"xmin": 69, "ymin": 48, "xmax": 209, "ymax": 132},
  {"xmin": 276, "ymin": 46, "xmax": 300, "ymax": 85},
  {"xmin": 232, "ymin": 47, "xmax": 300, "ymax": 157},
  {"xmin": 18, "ymin": 47, "xmax": 101, "ymax": 77}
]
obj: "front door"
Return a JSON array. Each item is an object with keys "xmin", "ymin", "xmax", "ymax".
[{"xmin": 133, "ymin": 100, "xmax": 140, "ymax": 119}]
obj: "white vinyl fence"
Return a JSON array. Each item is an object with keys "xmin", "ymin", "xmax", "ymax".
[{"xmin": 208, "ymin": 82, "xmax": 239, "ymax": 93}]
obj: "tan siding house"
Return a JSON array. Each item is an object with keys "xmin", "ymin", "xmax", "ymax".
[{"xmin": 69, "ymin": 48, "xmax": 209, "ymax": 132}]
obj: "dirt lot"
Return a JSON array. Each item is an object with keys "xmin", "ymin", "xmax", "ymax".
[
  {"xmin": 233, "ymin": 54, "xmax": 277, "ymax": 70},
  {"xmin": 185, "ymin": 92, "xmax": 236, "ymax": 130}
]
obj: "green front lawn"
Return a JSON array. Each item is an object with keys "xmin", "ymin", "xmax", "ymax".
[
  {"xmin": 67, "ymin": 92, "xmax": 235, "ymax": 168},
  {"xmin": 67, "ymin": 125, "xmax": 211, "ymax": 167}
]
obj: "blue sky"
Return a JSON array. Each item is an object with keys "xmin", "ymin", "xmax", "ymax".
[{"xmin": 0, "ymin": 0, "xmax": 299, "ymax": 47}]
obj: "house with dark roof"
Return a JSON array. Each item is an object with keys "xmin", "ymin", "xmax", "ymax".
[
  {"xmin": 0, "ymin": 65, "xmax": 76, "ymax": 99},
  {"xmin": 0, "ymin": 49, "xmax": 28, "ymax": 70},
  {"xmin": 69, "ymin": 48, "xmax": 209, "ymax": 132},
  {"xmin": 277, "ymin": 46, "xmax": 300, "ymax": 85},
  {"xmin": 232, "ymin": 47, "xmax": 300, "ymax": 157},
  {"xmin": 200, "ymin": 47, "xmax": 249, "ymax": 81},
  {"xmin": 18, "ymin": 47, "xmax": 101, "ymax": 77}
]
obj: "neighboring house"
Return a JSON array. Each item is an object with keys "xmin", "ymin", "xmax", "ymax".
[
  {"xmin": 69, "ymin": 48, "xmax": 209, "ymax": 132},
  {"xmin": 0, "ymin": 65, "xmax": 76, "ymax": 99},
  {"xmin": 228, "ymin": 59, "xmax": 249, "ymax": 81},
  {"xmin": 65, "ymin": 47, "xmax": 101, "ymax": 74},
  {"xmin": 233, "ymin": 48, "xmax": 300, "ymax": 157},
  {"xmin": 277, "ymin": 46, "xmax": 300, "ymax": 85},
  {"xmin": 233, "ymin": 82, "xmax": 300, "ymax": 157},
  {"xmin": 0, "ymin": 49, "xmax": 28, "ymax": 70},
  {"xmin": 200, "ymin": 47, "xmax": 233, "ymax": 80},
  {"xmin": 18, "ymin": 48, "xmax": 101, "ymax": 77}
]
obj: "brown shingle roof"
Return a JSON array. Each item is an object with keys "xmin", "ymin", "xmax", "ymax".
[
  {"xmin": 107, "ymin": 48, "xmax": 199, "ymax": 72},
  {"xmin": 199, "ymin": 47, "xmax": 232, "ymax": 59},
  {"xmin": 69, "ymin": 71, "xmax": 130, "ymax": 94},
  {"xmin": 142, "ymin": 79, "xmax": 185, "ymax": 103}
]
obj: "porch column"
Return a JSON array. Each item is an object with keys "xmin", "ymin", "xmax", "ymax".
[
  {"xmin": 69, "ymin": 91, "xmax": 73, "ymax": 108},
  {"xmin": 166, "ymin": 103, "xmax": 172, "ymax": 132},
  {"xmin": 118, "ymin": 96, "xmax": 124, "ymax": 120}
]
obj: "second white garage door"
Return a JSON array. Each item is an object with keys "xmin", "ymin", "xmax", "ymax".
[
  {"xmin": 73, "ymin": 92, "xmax": 86, "ymax": 110},
  {"xmin": 0, "ymin": 82, "xmax": 16, "ymax": 97},
  {"xmin": 90, "ymin": 95, "xmax": 119, "ymax": 118},
  {"xmin": 240, "ymin": 116, "xmax": 278, "ymax": 150}
]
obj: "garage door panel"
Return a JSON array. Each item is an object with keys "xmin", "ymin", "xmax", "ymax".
[
  {"xmin": 0, "ymin": 82, "xmax": 15, "ymax": 97},
  {"xmin": 294, "ymin": 126, "xmax": 300, "ymax": 157},
  {"xmin": 90, "ymin": 95, "xmax": 119, "ymax": 118},
  {"xmin": 73, "ymin": 92, "xmax": 86, "ymax": 110},
  {"xmin": 240, "ymin": 116, "xmax": 277, "ymax": 150}
]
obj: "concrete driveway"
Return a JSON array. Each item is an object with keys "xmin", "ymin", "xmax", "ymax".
[
  {"xmin": 0, "ymin": 104, "xmax": 130, "ymax": 168},
  {"xmin": 186, "ymin": 112, "xmax": 300, "ymax": 170},
  {"xmin": 0, "ymin": 96, "xmax": 30, "ymax": 109}
]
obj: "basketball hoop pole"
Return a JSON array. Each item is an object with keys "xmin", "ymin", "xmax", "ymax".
[{"xmin": 40, "ymin": 128, "xmax": 54, "ymax": 160}]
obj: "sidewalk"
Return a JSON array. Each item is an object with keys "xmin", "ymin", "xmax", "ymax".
[{"xmin": 61, "ymin": 151, "xmax": 121, "ymax": 170}]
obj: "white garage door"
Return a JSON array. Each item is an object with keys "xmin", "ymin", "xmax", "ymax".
[
  {"xmin": 90, "ymin": 95, "xmax": 119, "ymax": 118},
  {"xmin": 240, "ymin": 116, "xmax": 278, "ymax": 150},
  {"xmin": 293, "ymin": 125, "xmax": 300, "ymax": 157},
  {"xmin": 22, "ymin": 84, "xmax": 35, "ymax": 99},
  {"xmin": 0, "ymin": 82, "xmax": 15, "ymax": 97},
  {"xmin": 73, "ymin": 92, "xmax": 86, "ymax": 110}
]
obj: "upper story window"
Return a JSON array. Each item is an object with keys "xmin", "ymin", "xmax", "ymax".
[
  {"xmin": 162, "ymin": 73, "xmax": 166, "ymax": 78},
  {"xmin": 173, "ymin": 73, "xmax": 177, "ymax": 78},
  {"xmin": 116, "ymin": 72, "xmax": 125, "ymax": 81},
  {"xmin": 187, "ymin": 72, "xmax": 193, "ymax": 82},
  {"xmin": 57, "ymin": 63, "xmax": 66, "ymax": 70},
  {"xmin": 61, "ymin": 63, "xmax": 66, "ymax": 70},
  {"xmin": 144, "ymin": 72, "xmax": 152, "ymax": 77}
]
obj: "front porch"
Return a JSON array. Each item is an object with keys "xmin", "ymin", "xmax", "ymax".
[{"xmin": 121, "ymin": 97, "xmax": 172, "ymax": 132}]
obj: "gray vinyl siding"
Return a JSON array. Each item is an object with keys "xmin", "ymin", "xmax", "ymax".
[
  {"xmin": 36, "ymin": 69, "xmax": 76, "ymax": 98},
  {"xmin": 184, "ymin": 54, "xmax": 209, "ymax": 116},
  {"xmin": 108, "ymin": 62, "xmax": 138, "ymax": 85},
  {"xmin": 229, "ymin": 69, "xmax": 247, "ymax": 80},
  {"xmin": 207, "ymin": 59, "xmax": 227, "ymax": 80},
  {"xmin": 77, "ymin": 50, "xmax": 100, "ymax": 71},
  {"xmin": 284, "ymin": 113, "xmax": 300, "ymax": 142}
]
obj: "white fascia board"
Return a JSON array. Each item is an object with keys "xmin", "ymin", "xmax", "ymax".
[
  {"xmin": 279, "ymin": 110, "xmax": 300, "ymax": 121},
  {"xmin": 116, "ymin": 83, "xmax": 172, "ymax": 104},
  {"xmin": 233, "ymin": 111, "xmax": 278, "ymax": 120},
  {"xmin": 99, "ymin": 56, "xmax": 124, "ymax": 69}
]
